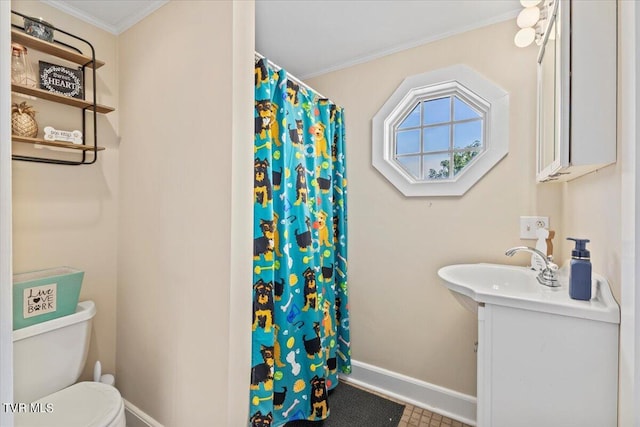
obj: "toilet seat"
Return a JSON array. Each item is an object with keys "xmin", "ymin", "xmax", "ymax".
[{"xmin": 15, "ymin": 382, "xmax": 126, "ymax": 427}]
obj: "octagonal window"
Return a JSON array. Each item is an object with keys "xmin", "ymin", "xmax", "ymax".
[
  {"xmin": 372, "ymin": 65, "xmax": 509, "ymax": 197},
  {"xmin": 394, "ymin": 96, "xmax": 484, "ymax": 181}
]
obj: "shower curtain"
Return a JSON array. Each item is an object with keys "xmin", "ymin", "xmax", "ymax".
[{"xmin": 250, "ymin": 58, "xmax": 350, "ymax": 426}]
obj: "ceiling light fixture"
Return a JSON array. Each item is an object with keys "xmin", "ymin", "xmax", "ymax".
[
  {"xmin": 516, "ymin": 6, "xmax": 540, "ymax": 28},
  {"xmin": 514, "ymin": 0, "xmax": 553, "ymax": 48},
  {"xmin": 514, "ymin": 27, "xmax": 536, "ymax": 48}
]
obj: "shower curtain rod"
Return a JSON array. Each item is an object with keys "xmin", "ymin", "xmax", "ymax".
[{"xmin": 254, "ymin": 51, "xmax": 331, "ymax": 103}]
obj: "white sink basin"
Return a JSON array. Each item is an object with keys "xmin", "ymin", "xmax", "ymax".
[{"xmin": 438, "ymin": 263, "xmax": 619, "ymax": 323}]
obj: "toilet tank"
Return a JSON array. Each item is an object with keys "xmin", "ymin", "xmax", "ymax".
[{"xmin": 13, "ymin": 300, "xmax": 96, "ymax": 403}]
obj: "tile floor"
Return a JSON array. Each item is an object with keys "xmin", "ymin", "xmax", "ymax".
[
  {"xmin": 397, "ymin": 405, "xmax": 473, "ymax": 427},
  {"xmin": 349, "ymin": 382, "xmax": 473, "ymax": 427}
]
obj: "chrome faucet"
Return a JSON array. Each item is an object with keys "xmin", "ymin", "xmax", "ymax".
[{"xmin": 505, "ymin": 246, "xmax": 560, "ymax": 287}]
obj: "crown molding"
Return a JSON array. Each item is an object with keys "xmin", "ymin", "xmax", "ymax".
[{"xmin": 40, "ymin": 0, "xmax": 168, "ymax": 35}]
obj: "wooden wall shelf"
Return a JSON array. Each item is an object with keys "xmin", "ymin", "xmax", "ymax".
[
  {"xmin": 11, "ymin": 29, "xmax": 104, "ymax": 69},
  {"xmin": 11, "ymin": 84, "xmax": 115, "ymax": 114},
  {"xmin": 11, "ymin": 9, "xmax": 114, "ymax": 165},
  {"xmin": 12, "ymin": 135, "xmax": 105, "ymax": 151}
]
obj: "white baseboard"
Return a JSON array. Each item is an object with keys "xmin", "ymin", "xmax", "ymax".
[
  {"xmin": 340, "ymin": 359, "xmax": 477, "ymax": 426},
  {"xmin": 123, "ymin": 399, "xmax": 164, "ymax": 427},
  {"xmin": 122, "ymin": 360, "xmax": 476, "ymax": 426}
]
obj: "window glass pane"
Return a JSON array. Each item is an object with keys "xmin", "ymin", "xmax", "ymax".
[
  {"xmin": 423, "ymin": 125, "xmax": 450, "ymax": 152},
  {"xmin": 398, "ymin": 103, "xmax": 421, "ymax": 129},
  {"xmin": 396, "ymin": 155, "xmax": 421, "ymax": 179},
  {"xmin": 424, "ymin": 153, "xmax": 451, "ymax": 180},
  {"xmin": 423, "ymin": 97, "xmax": 451, "ymax": 125},
  {"xmin": 453, "ymin": 150, "xmax": 481, "ymax": 176},
  {"xmin": 454, "ymin": 97, "xmax": 481, "ymax": 121},
  {"xmin": 396, "ymin": 129, "xmax": 421, "ymax": 155},
  {"xmin": 453, "ymin": 120, "xmax": 482, "ymax": 149}
]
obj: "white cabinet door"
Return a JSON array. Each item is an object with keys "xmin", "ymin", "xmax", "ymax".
[
  {"xmin": 536, "ymin": 0, "xmax": 616, "ymax": 182},
  {"xmin": 479, "ymin": 304, "xmax": 618, "ymax": 427}
]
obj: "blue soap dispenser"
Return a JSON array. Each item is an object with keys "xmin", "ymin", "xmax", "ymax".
[{"xmin": 567, "ymin": 238, "xmax": 592, "ymax": 301}]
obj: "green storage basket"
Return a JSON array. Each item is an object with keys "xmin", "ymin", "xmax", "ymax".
[{"xmin": 13, "ymin": 267, "xmax": 84, "ymax": 330}]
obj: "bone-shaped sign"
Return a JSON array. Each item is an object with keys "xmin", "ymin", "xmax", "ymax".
[{"xmin": 43, "ymin": 126, "xmax": 82, "ymax": 144}]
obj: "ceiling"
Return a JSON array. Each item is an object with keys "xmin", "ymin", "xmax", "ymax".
[
  {"xmin": 42, "ymin": 0, "xmax": 169, "ymax": 35},
  {"xmin": 44, "ymin": 0, "xmax": 521, "ymax": 79}
]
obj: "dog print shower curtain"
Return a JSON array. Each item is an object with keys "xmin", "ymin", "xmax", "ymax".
[{"xmin": 250, "ymin": 58, "xmax": 350, "ymax": 426}]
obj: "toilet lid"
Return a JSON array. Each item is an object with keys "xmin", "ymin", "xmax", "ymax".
[{"xmin": 15, "ymin": 382, "xmax": 123, "ymax": 427}]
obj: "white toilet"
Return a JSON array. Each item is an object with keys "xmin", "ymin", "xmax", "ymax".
[{"xmin": 12, "ymin": 300, "xmax": 126, "ymax": 427}]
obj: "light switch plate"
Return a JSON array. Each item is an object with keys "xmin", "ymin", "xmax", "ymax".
[{"xmin": 520, "ymin": 216, "xmax": 550, "ymax": 239}]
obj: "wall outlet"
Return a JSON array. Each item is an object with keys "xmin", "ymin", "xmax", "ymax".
[{"xmin": 520, "ymin": 216, "xmax": 550, "ymax": 239}]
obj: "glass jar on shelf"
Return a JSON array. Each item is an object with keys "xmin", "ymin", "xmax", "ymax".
[{"xmin": 11, "ymin": 43, "xmax": 37, "ymax": 88}]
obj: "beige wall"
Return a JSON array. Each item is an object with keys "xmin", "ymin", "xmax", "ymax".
[
  {"xmin": 306, "ymin": 20, "xmax": 562, "ymax": 396},
  {"xmin": 11, "ymin": 0, "xmax": 119, "ymax": 380},
  {"xmin": 117, "ymin": 1, "xmax": 253, "ymax": 425},
  {"xmin": 559, "ymin": 165, "xmax": 621, "ymax": 301}
]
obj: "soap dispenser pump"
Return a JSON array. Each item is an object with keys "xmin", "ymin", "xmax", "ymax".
[{"xmin": 567, "ymin": 238, "xmax": 592, "ymax": 300}]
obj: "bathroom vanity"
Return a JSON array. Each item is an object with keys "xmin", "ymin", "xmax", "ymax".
[
  {"xmin": 477, "ymin": 300, "xmax": 618, "ymax": 426},
  {"xmin": 438, "ymin": 263, "xmax": 620, "ymax": 427}
]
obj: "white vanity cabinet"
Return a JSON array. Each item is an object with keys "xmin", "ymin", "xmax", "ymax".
[
  {"xmin": 476, "ymin": 301, "xmax": 619, "ymax": 427},
  {"xmin": 438, "ymin": 263, "xmax": 620, "ymax": 426},
  {"xmin": 536, "ymin": 0, "xmax": 617, "ymax": 182}
]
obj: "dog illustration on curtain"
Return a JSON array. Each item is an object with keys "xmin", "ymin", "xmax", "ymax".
[
  {"xmin": 254, "ymin": 158, "xmax": 272, "ymax": 208},
  {"xmin": 310, "ymin": 122, "xmax": 330, "ymax": 159}
]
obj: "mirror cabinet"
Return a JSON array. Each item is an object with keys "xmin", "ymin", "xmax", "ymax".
[{"xmin": 536, "ymin": 0, "xmax": 616, "ymax": 182}]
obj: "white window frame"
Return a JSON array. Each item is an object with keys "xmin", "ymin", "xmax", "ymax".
[{"xmin": 372, "ymin": 64, "xmax": 509, "ymax": 197}]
